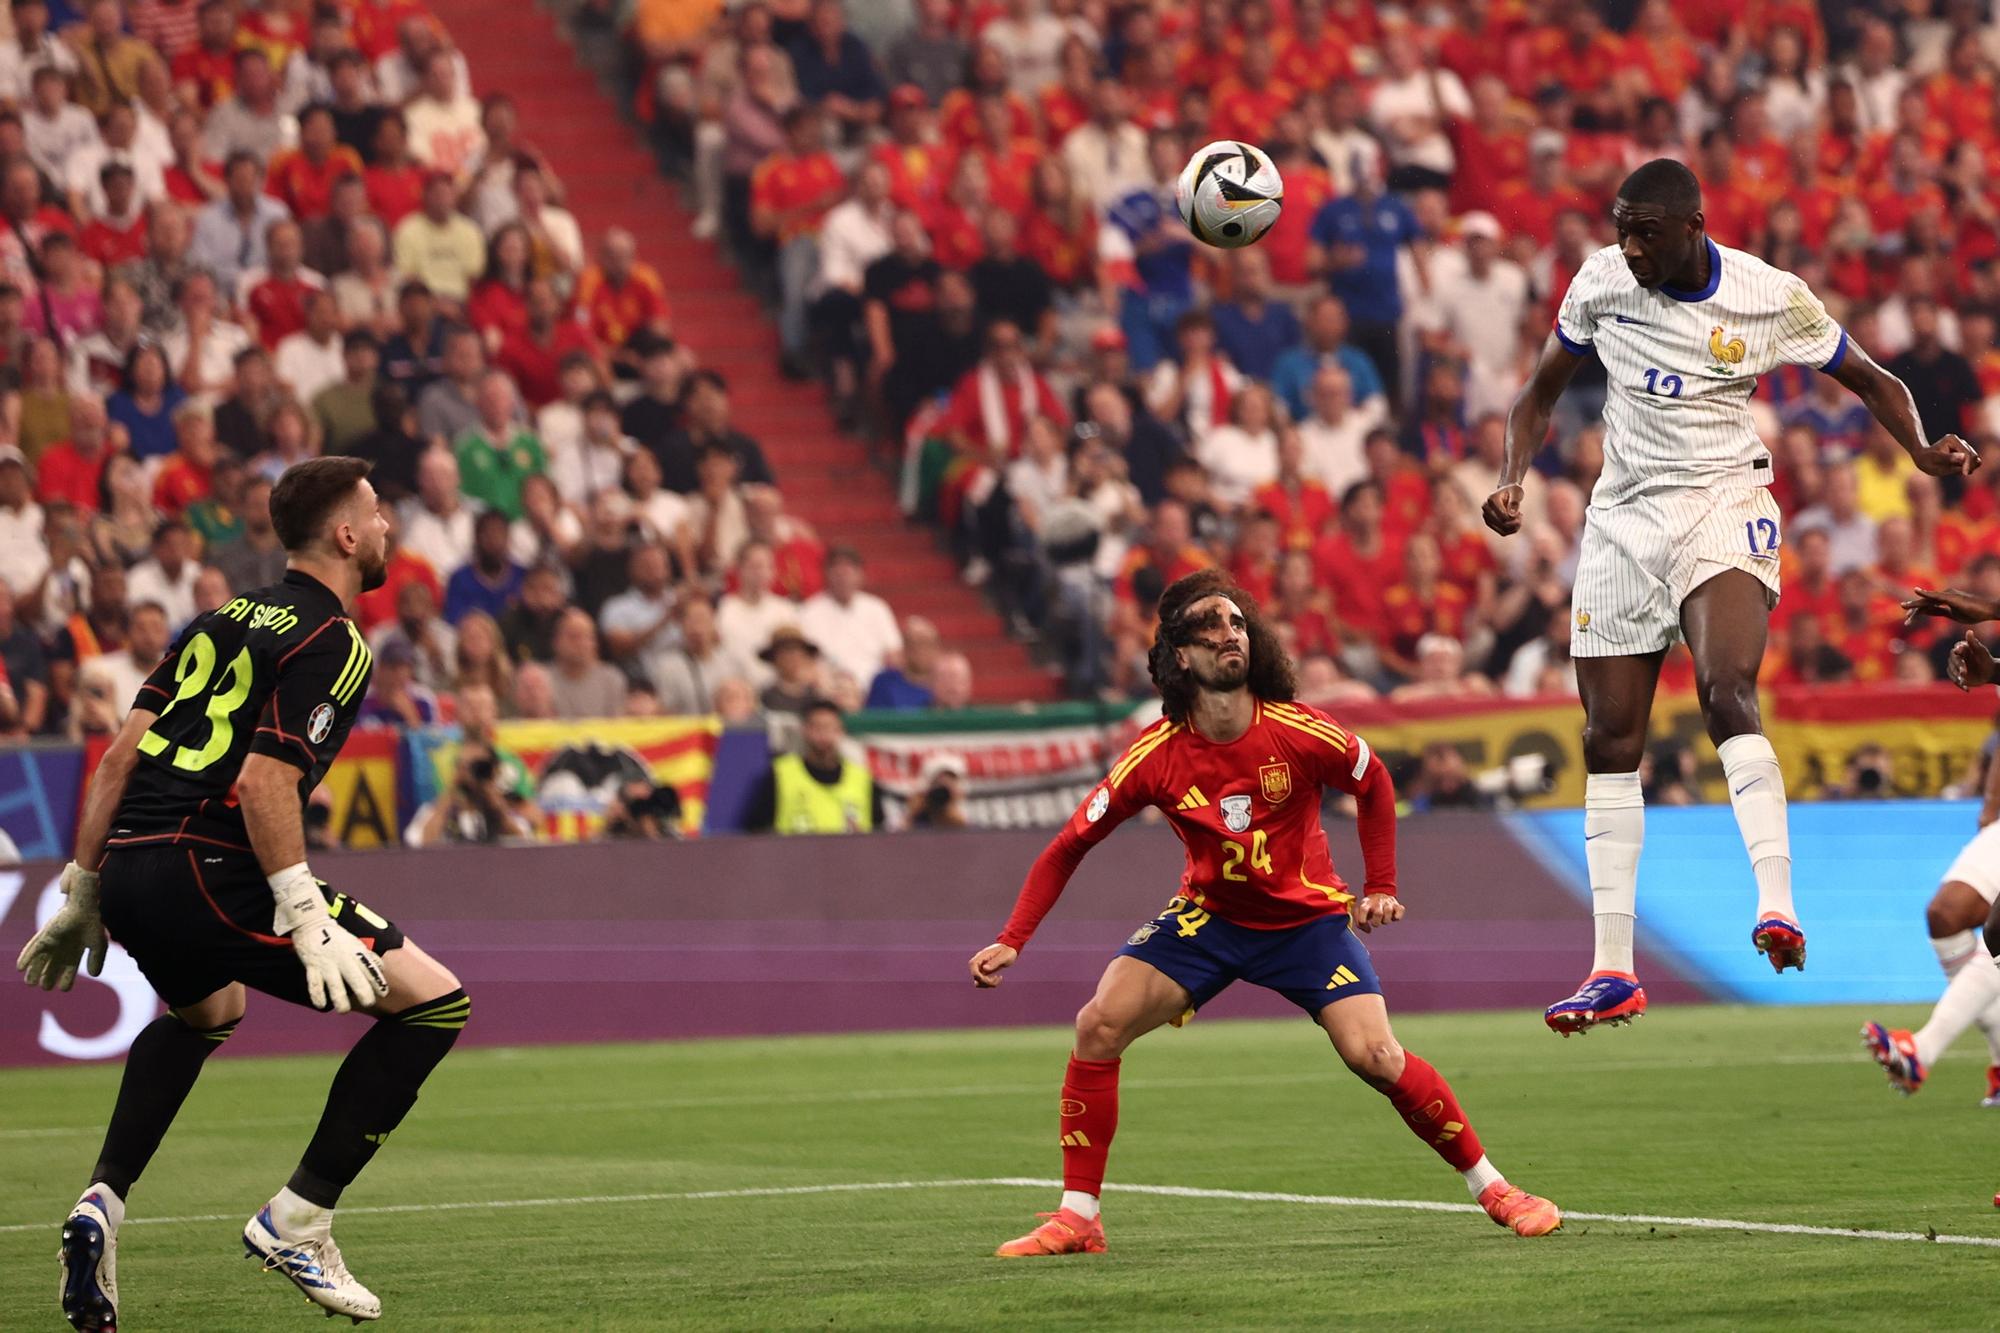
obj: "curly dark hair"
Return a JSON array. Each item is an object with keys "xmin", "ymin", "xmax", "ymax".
[{"xmin": 1148, "ymin": 569, "xmax": 1297, "ymax": 724}]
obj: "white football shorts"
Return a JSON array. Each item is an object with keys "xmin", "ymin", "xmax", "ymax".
[
  {"xmin": 1942, "ymin": 820, "xmax": 2000, "ymax": 905},
  {"xmin": 1570, "ymin": 484, "xmax": 1782, "ymax": 658}
]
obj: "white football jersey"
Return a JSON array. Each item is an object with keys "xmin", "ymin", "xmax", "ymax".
[{"xmin": 1554, "ymin": 237, "xmax": 1847, "ymax": 507}]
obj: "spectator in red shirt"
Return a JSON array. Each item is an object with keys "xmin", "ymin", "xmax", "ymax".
[
  {"xmin": 1207, "ymin": 38, "xmax": 1294, "ymax": 145},
  {"xmin": 1116, "ymin": 498, "xmax": 1211, "ymax": 602},
  {"xmin": 926, "ymin": 151, "xmax": 991, "ymax": 270},
  {"xmin": 365, "ymin": 111, "xmax": 427, "ymax": 225},
  {"xmin": 750, "ymin": 104, "xmax": 847, "ymax": 373},
  {"xmin": 80, "ymin": 162, "xmax": 149, "ymax": 269},
  {"xmin": 949, "ymin": 93, "xmax": 1040, "ymax": 217},
  {"xmin": 1253, "ymin": 427, "xmax": 1335, "ymax": 551},
  {"xmin": 1276, "ymin": 0, "xmax": 1353, "ymax": 94},
  {"xmin": 1312, "ymin": 478, "xmax": 1402, "ymax": 651},
  {"xmin": 243, "ymin": 218, "xmax": 323, "ymax": 350},
  {"xmin": 1447, "ymin": 74, "xmax": 1530, "ymax": 216},
  {"xmin": 575, "ymin": 227, "xmax": 671, "ymax": 377},
  {"xmin": 35, "ymin": 392, "xmax": 114, "ymax": 513},
  {"xmin": 172, "ymin": 0, "xmax": 242, "ymax": 109},
  {"xmin": 938, "ymin": 42, "xmax": 1032, "ymax": 150},
  {"xmin": 1490, "ymin": 132, "xmax": 1592, "ymax": 248},
  {"xmin": 162, "ymin": 105, "xmax": 223, "ymax": 205},
  {"xmin": 872, "ymin": 84, "xmax": 947, "ymax": 215},
  {"xmin": 942, "ymin": 318, "xmax": 1068, "ymax": 461},
  {"xmin": 468, "ymin": 221, "xmax": 532, "ymax": 348},
  {"xmin": 1626, "ymin": 0, "xmax": 1703, "ymax": 101},
  {"xmin": 151, "ymin": 401, "xmax": 220, "ymax": 516},
  {"xmin": 1380, "ymin": 532, "xmax": 1473, "ymax": 678},
  {"xmin": 497, "ymin": 278, "xmax": 599, "ymax": 409},
  {"xmin": 266, "ymin": 103, "xmax": 365, "ymax": 221}
]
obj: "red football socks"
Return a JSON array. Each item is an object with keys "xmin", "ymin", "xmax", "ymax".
[
  {"xmin": 1059, "ymin": 1055, "xmax": 1120, "ymax": 1194},
  {"xmin": 1384, "ymin": 1052, "xmax": 1485, "ymax": 1171}
]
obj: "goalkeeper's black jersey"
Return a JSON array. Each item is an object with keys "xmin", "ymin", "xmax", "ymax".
[{"xmin": 109, "ymin": 569, "xmax": 372, "ymax": 850}]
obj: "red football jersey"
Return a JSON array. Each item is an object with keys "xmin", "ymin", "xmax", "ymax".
[{"xmin": 997, "ymin": 700, "xmax": 1396, "ymax": 950}]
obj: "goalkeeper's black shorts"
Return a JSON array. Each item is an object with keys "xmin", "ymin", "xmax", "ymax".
[{"xmin": 100, "ymin": 844, "xmax": 406, "ymax": 1011}]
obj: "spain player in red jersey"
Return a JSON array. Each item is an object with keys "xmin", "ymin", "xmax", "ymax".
[{"xmin": 969, "ymin": 571, "xmax": 1561, "ymax": 1256}]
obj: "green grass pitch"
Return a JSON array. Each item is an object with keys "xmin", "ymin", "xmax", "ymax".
[{"xmin": 3, "ymin": 1004, "xmax": 1995, "ymax": 1330}]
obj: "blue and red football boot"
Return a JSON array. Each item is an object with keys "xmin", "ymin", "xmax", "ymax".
[
  {"xmin": 1545, "ymin": 971, "xmax": 1647, "ymax": 1036},
  {"xmin": 1752, "ymin": 916, "xmax": 1807, "ymax": 972},
  {"xmin": 1861, "ymin": 1022, "xmax": 1925, "ymax": 1095}
]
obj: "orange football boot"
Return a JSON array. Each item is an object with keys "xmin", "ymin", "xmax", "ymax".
[
  {"xmin": 1478, "ymin": 1182, "xmax": 1562, "ymax": 1237},
  {"xmin": 995, "ymin": 1207, "xmax": 1107, "ymax": 1257}
]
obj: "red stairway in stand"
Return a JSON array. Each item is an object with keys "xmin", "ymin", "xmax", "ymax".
[{"xmin": 425, "ymin": 0, "xmax": 1058, "ymax": 702}]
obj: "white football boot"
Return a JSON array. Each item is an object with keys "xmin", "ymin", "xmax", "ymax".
[
  {"xmin": 58, "ymin": 1186, "xmax": 121, "ymax": 1332},
  {"xmin": 243, "ymin": 1194, "xmax": 382, "ymax": 1323}
]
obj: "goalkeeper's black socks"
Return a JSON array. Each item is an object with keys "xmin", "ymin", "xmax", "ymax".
[
  {"xmin": 288, "ymin": 988, "xmax": 470, "ymax": 1207},
  {"xmin": 90, "ymin": 1012, "xmax": 239, "ymax": 1198}
]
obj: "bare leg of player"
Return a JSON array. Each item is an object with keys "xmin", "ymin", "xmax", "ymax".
[
  {"xmin": 1317, "ymin": 991, "xmax": 1559, "ymax": 1236},
  {"xmin": 1865, "ymin": 880, "xmax": 2000, "ymax": 1097},
  {"xmin": 245, "ymin": 940, "xmax": 468, "ymax": 1323},
  {"xmin": 1682, "ymin": 571, "xmax": 1804, "ymax": 972},
  {"xmin": 995, "ymin": 957, "xmax": 1189, "ymax": 1257},
  {"xmin": 62, "ymin": 983, "xmax": 252, "ymax": 1333},
  {"xmin": 1545, "ymin": 651, "xmax": 1662, "ymax": 1035}
]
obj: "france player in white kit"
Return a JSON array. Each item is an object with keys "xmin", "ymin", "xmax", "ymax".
[
  {"xmin": 1486, "ymin": 160, "xmax": 1980, "ymax": 1035},
  {"xmin": 1864, "ymin": 590, "xmax": 2000, "ymax": 1101}
]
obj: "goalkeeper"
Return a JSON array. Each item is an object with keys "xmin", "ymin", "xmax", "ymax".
[{"xmin": 16, "ymin": 458, "xmax": 470, "ymax": 1329}]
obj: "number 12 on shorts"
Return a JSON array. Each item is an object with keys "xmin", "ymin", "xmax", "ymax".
[{"xmin": 1744, "ymin": 516, "xmax": 1780, "ymax": 556}]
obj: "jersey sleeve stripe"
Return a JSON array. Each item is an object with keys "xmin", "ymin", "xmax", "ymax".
[
  {"xmin": 1821, "ymin": 327, "xmax": 1849, "ymax": 374},
  {"xmin": 331, "ymin": 626, "xmax": 372, "ymax": 705},
  {"xmin": 1552, "ymin": 317, "xmax": 1589, "ymax": 355},
  {"xmin": 1270, "ymin": 702, "xmax": 1350, "ymax": 747},
  {"xmin": 1268, "ymin": 711, "xmax": 1349, "ymax": 753},
  {"xmin": 1109, "ymin": 722, "xmax": 1179, "ymax": 787}
]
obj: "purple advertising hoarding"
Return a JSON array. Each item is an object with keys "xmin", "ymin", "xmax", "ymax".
[{"xmin": 0, "ymin": 815, "xmax": 1710, "ymax": 1067}]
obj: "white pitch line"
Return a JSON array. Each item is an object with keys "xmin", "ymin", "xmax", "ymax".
[
  {"xmin": 0, "ymin": 1051, "xmax": 1879, "ymax": 1141},
  {"xmin": 3, "ymin": 1177, "xmax": 1997, "ymax": 1251}
]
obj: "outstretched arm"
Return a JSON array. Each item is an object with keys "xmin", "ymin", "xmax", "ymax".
[
  {"xmin": 1345, "ymin": 747, "xmax": 1405, "ymax": 933},
  {"xmin": 1828, "ymin": 340, "xmax": 1981, "ymax": 477},
  {"xmin": 1486, "ymin": 333, "xmax": 1586, "ymax": 536},
  {"xmin": 969, "ymin": 825, "xmax": 1096, "ymax": 987}
]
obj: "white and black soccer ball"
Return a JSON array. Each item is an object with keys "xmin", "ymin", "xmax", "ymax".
[{"xmin": 1175, "ymin": 140, "xmax": 1284, "ymax": 249}]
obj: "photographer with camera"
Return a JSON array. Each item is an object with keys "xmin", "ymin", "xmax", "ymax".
[
  {"xmin": 602, "ymin": 776, "xmax": 684, "ymax": 840},
  {"xmin": 404, "ymin": 737, "xmax": 537, "ymax": 847},
  {"xmin": 910, "ymin": 753, "xmax": 970, "ymax": 830}
]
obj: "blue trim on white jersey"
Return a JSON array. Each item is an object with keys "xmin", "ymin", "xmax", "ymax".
[
  {"xmin": 1821, "ymin": 327, "xmax": 1850, "ymax": 374},
  {"xmin": 1661, "ymin": 237, "xmax": 1723, "ymax": 303},
  {"xmin": 1552, "ymin": 323, "xmax": 1590, "ymax": 356}
]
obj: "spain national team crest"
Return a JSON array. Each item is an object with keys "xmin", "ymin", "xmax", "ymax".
[
  {"xmin": 1259, "ymin": 761, "xmax": 1292, "ymax": 805},
  {"xmin": 1219, "ymin": 794, "xmax": 1253, "ymax": 833}
]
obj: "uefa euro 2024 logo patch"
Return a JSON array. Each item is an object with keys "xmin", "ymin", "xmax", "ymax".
[
  {"xmin": 1220, "ymin": 794, "xmax": 1252, "ymax": 833},
  {"xmin": 307, "ymin": 702, "xmax": 335, "ymax": 745},
  {"xmin": 1086, "ymin": 786, "xmax": 1109, "ymax": 823}
]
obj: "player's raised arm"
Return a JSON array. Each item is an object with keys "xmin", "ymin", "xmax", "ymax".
[
  {"xmin": 1828, "ymin": 337, "xmax": 1980, "ymax": 478},
  {"xmin": 970, "ymin": 737, "xmax": 1158, "ymax": 987},
  {"xmin": 1487, "ymin": 332, "xmax": 1587, "ymax": 536}
]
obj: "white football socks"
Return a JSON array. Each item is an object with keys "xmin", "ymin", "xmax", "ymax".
[
  {"xmin": 1717, "ymin": 733, "xmax": 1794, "ymax": 922},
  {"xmin": 1584, "ymin": 772, "xmax": 1644, "ymax": 975},
  {"xmin": 1059, "ymin": 1190, "xmax": 1100, "ymax": 1221},
  {"xmin": 1934, "ymin": 927, "xmax": 2000, "ymax": 1064},
  {"xmin": 269, "ymin": 1186, "xmax": 334, "ymax": 1240},
  {"xmin": 1915, "ymin": 945, "xmax": 2000, "ymax": 1068},
  {"xmin": 1460, "ymin": 1155, "xmax": 1504, "ymax": 1199}
]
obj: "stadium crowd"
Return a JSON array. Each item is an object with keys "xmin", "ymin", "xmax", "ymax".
[
  {"xmin": 634, "ymin": 0, "xmax": 2000, "ymax": 705},
  {"xmin": 0, "ymin": 0, "xmax": 996, "ymax": 760}
]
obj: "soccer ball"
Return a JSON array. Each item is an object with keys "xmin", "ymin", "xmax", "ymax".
[{"xmin": 1175, "ymin": 141, "xmax": 1284, "ymax": 249}]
